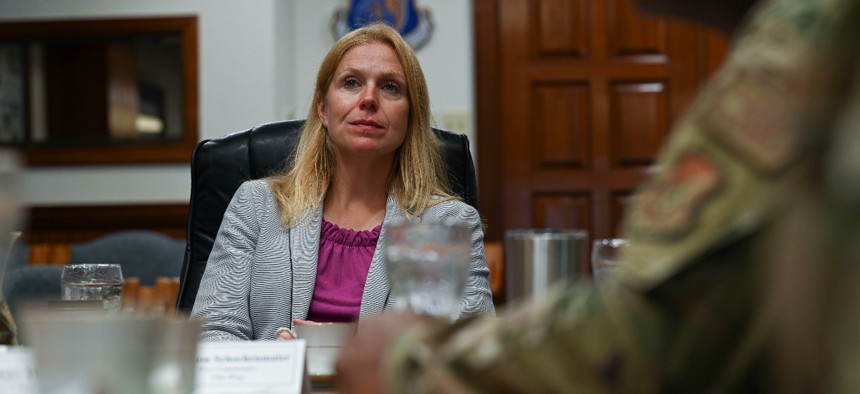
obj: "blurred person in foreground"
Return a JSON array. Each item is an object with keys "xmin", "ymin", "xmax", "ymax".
[
  {"xmin": 0, "ymin": 149, "xmax": 21, "ymax": 345},
  {"xmin": 335, "ymin": 0, "xmax": 860, "ymax": 391},
  {"xmin": 0, "ymin": 304, "xmax": 14, "ymax": 345},
  {"xmin": 190, "ymin": 23, "xmax": 494, "ymax": 341}
]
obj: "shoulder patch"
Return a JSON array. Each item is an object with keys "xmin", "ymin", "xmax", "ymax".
[{"xmin": 629, "ymin": 149, "xmax": 724, "ymax": 238}]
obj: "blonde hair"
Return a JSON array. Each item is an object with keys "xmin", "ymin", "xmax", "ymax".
[{"xmin": 268, "ymin": 22, "xmax": 454, "ymax": 226}]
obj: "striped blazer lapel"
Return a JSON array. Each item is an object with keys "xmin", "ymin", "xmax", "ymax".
[
  {"xmin": 360, "ymin": 196, "xmax": 406, "ymax": 318},
  {"xmin": 290, "ymin": 207, "xmax": 323, "ymax": 321}
]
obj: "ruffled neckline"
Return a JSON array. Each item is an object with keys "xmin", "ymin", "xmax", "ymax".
[{"xmin": 320, "ymin": 219, "xmax": 382, "ymax": 247}]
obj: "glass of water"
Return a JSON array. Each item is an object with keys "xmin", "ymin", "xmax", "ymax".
[
  {"xmin": 384, "ymin": 221, "xmax": 471, "ymax": 320},
  {"xmin": 61, "ymin": 264, "xmax": 124, "ymax": 313},
  {"xmin": 591, "ymin": 238, "xmax": 629, "ymax": 282}
]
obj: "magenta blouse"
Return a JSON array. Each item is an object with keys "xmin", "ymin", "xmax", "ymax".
[{"xmin": 306, "ymin": 219, "xmax": 381, "ymax": 323}]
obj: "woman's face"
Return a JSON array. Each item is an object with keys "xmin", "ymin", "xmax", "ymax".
[{"xmin": 318, "ymin": 42, "xmax": 410, "ymax": 163}]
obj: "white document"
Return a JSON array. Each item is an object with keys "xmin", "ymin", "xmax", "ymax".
[{"xmin": 195, "ymin": 340, "xmax": 307, "ymax": 394}]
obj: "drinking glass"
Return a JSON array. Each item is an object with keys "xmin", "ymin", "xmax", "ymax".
[
  {"xmin": 591, "ymin": 238, "xmax": 629, "ymax": 281},
  {"xmin": 384, "ymin": 221, "xmax": 471, "ymax": 320},
  {"xmin": 61, "ymin": 264, "xmax": 124, "ymax": 313}
]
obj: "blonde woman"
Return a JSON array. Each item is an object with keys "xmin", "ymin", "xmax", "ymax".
[{"xmin": 191, "ymin": 23, "xmax": 494, "ymax": 341}]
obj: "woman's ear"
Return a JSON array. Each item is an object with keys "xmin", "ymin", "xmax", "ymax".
[{"xmin": 317, "ymin": 98, "xmax": 329, "ymax": 128}]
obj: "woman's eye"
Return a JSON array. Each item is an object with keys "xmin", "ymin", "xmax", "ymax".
[
  {"xmin": 382, "ymin": 82, "xmax": 400, "ymax": 93},
  {"xmin": 344, "ymin": 78, "xmax": 359, "ymax": 88}
]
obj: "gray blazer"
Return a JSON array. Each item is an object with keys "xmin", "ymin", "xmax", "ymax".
[{"xmin": 191, "ymin": 180, "xmax": 495, "ymax": 341}]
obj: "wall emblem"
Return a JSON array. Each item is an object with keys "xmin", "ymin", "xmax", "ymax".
[{"xmin": 331, "ymin": 0, "xmax": 434, "ymax": 50}]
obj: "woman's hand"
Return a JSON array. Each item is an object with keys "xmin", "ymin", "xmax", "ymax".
[
  {"xmin": 275, "ymin": 327, "xmax": 297, "ymax": 340},
  {"xmin": 275, "ymin": 319, "xmax": 323, "ymax": 340}
]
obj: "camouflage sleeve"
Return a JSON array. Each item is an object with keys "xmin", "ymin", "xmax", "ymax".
[
  {"xmin": 0, "ymin": 299, "xmax": 18, "ymax": 345},
  {"xmin": 384, "ymin": 240, "xmax": 765, "ymax": 393},
  {"xmin": 382, "ymin": 0, "xmax": 860, "ymax": 392}
]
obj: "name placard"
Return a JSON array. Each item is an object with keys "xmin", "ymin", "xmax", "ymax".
[{"xmin": 195, "ymin": 340, "xmax": 307, "ymax": 394}]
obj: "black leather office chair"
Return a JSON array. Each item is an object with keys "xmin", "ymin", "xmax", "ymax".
[{"xmin": 177, "ymin": 119, "xmax": 479, "ymax": 311}]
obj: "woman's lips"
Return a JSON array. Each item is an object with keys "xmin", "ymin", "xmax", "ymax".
[{"xmin": 350, "ymin": 120, "xmax": 383, "ymax": 130}]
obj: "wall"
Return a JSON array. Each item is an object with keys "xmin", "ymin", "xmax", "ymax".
[{"xmin": 0, "ymin": 0, "xmax": 474, "ymax": 207}]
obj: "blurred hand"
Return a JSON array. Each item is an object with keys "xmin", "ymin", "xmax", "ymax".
[
  {"xmin": 275, "ymin": 327, "xmax": 296, "ymax": 340},
  {"xmin": 335, "ymin": 312, "xmax": 429, "ymax": 394}
]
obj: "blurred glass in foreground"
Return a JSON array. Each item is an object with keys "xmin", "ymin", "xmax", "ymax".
[{"xmin": 18, "ymin": 305, "xmax": 201, "ymax": 394}]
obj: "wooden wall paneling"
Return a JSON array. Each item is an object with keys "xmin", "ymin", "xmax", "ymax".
[
  {"xmin": 611, "ymin": 189, "xmax": 635, "ymax": 238},
  {"xmin": 23, "ymin": 203, "xmax": 187, "ymax": 244},
  {"xmin": 666, "ymin": 22, "xmax": 705, "ymax": 123},
  {"xmin": 474, "ymin": 0, "xmax": 505, "ymax": 242},
  {"xmin": 499, "ymin": 0, "xmax": 534, "ymax": 237},
  {"xmin": 700, "ymin": 29, "xmax": 731, "ymax": 80},
  {"xmin": 484, "ymin": 241, "xmax": 505, "ymax": 304},
  {"xmin": 27, "ymin": 243, "xmax": 71, "ymax": 265}
]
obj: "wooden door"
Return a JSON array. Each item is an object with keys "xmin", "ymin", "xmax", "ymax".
[{"xmin": 474, "ymin": 0, "xmax": 728, "ymax": 276}]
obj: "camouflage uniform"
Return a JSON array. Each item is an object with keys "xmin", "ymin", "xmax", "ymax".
[
  {"xmin": 0, "ymin": 300, "xmax": 17, "ymax": 345},
  {"xmin": 383, "ymin": 0, "xmax": 860, "ymax": 391}
]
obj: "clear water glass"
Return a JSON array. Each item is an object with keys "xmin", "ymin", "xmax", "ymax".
[
  {"xmin": 384, "ymin": 221, "xmax": 471, "ymax": 320},
  {"xmin": 61, "ymin": 264, "xmax": 124, "ymax": 313},
  {"xmin": 591, "ymin": 238, "xmax": 629, "ymax": 281}
]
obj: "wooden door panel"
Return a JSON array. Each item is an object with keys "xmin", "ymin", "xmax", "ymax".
[
  {"xmin": 533, "ymin": 83, "xmax": 591, "ymax": 168},
  {"xmin": 607, "ymin": 0, "xmax": 666, "ymax": 57},
  {"xmin": 610, "ymin": 80, "xmax": 670, "ymax": 166},
  {"xmin": 533, "ymin": 194, "xmax": 592, "ymax": 233},
  {"xmin": 702, "ymin": 30, "xmax": 731, "ymax": 76},
  {"xmin": 536, "ymin": 0, "xmax": 589, "ymax": 57},
  {"xmin": 611, "ymin": 190, "xmax": 635, "ymax": 236}
]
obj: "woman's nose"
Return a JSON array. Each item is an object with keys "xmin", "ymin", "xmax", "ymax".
[{"xmin": 359, "ymin": 88, "xmax": 378, "ymax": 111}]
